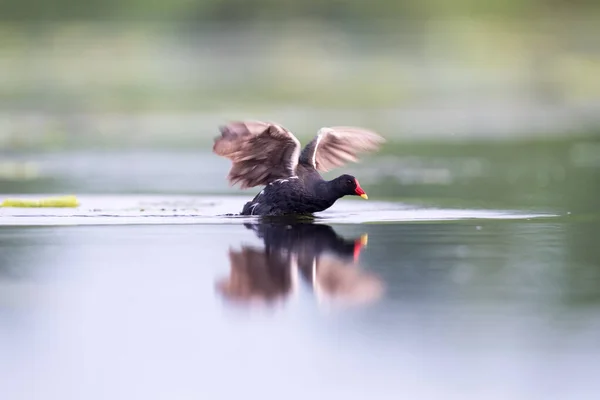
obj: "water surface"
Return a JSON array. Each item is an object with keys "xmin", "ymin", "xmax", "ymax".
[
  {"xmin": 1, "ymin": 219, "xmax": 599, "ymax": 400},
  {"xmin": 1, "ymin": 144, "xmax": 599, "ymax": 399}
]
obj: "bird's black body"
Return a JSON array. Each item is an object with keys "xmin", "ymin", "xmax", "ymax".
[{"xmin": 241, "ymin": 167, "xmax": 360, "ymax": 216}]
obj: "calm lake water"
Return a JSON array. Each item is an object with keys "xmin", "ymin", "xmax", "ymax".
[{"xmin": 1, "ymin": 142, "xmax": 599, "ymax": 399}]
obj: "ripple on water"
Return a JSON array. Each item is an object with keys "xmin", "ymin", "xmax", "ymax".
[{"xmin": 0, "ymin": 195, "xmax": 558, "ymax": 226}]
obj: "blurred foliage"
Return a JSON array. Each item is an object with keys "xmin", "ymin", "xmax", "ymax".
[
  {"xmin": 0, "ymin": 0, "xmax": 599, "ymax": 148},
  {"xmin": 1, "ymin": 0, "xmax": 600, "ymax": 23}
]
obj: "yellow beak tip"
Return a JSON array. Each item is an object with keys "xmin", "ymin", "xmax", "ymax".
[{"xmin": 360, "ymin": 194, "xmax": 368, "ymax": 200}]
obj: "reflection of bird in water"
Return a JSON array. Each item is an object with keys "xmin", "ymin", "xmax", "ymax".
[{"xmin": 215, "ymin": 223, "xmax": 384, "ymax": 308}]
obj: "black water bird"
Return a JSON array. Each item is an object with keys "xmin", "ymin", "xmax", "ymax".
[{"xmin": 213, "ymin": 121, "xmax": 385, "ymax": 216}]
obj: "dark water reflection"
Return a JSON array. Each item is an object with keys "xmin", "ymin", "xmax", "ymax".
[{"xmin": 1, "ymin": 220, "xmax": 600, "ymax": 399}]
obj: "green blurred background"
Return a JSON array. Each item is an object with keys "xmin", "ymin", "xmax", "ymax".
[
  {"xmin": 1, "ymin": 6, "xmax": 600, "ymax": 394},
  {"xmin": 0, "ymin": 0, "xmax": 599, "ymax": 213}
]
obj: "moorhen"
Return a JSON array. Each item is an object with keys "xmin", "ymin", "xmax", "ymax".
[{"xmin": 213, "ymin": 120, "xmax": 385, "ymax": 216}]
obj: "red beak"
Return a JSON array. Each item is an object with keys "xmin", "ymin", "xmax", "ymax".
[{"xmin": 354, "ymin": 179, "xmax": 368, "ymax": 199}]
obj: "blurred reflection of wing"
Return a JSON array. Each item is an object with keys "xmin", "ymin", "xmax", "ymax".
[
  {"xmin": 215, "ymin": 247, "xmax": 292, "ymax": 306},
  {"xmin": 312, "ymin": 255, "xmax": 384, "ymax": 307}
]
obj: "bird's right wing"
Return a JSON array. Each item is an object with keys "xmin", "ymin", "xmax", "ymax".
[{"xmin": 298, "ymin": 126, "xmax": 385, "ymax": 172}]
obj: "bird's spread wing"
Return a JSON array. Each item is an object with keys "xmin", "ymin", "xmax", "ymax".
[
  {"xmin": 213, "ymin": 121, "xmax": 301, "ymax": 189},
  {"xmin": 298, "ymin": 126, "xmax": 385, "ymax": 172}
]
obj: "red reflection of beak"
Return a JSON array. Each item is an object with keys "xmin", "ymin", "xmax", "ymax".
[
  {"xmin": 354, "ymin": 179, "xmax": 368, "ymax": 199},
  {"xmin": 353, "ymin": 241, "xmax": 361, "ymax": 262}
]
